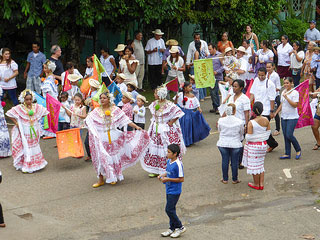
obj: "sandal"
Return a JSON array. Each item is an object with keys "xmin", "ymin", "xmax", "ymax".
[
  {"xmin": 312, "ymin": 144, "xmax": 320, "ymax": 150},
  {"xmin": 232, "ymin": 180, "xmax": 241, "ymax": 184},
  {"xmin": 220, "ymin": 179, "xmax": 228, "ymax": 184}
]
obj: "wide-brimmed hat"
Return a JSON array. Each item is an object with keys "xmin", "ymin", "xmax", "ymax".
[
  {"xmin": 137, "ymin": 94, "xmax": 148, "ymax": 103},
  {"xmin": 152, "ymin": 29, "xmax": 164, "ymax": 35},
  {"xmin": 224, "ymin": 47, "xmax": 233, "ymax": 54},
  {"xmin": 189, "ymin": 74, "xmax": 195, "ymax": 79},
  {"xmin": 67, "ymin": 74, "xmax": 81, "ymax": 82},
  {"xmin": 126, "ymin": 81, "xmax": 137, "ymax": 89},
  {"xmin": 89, "ymin": 78, "xmax": 101, "ymax": 89},
  {"xmin": 166, "ymin": 39, "xmax": 178, "ymax": 46},
  {"xmin": 122, "ymin": 91, "xmax": 134, "ymax": 101},
  {"xmin": 117, "ymin": 73, "xmax": 126, "ymax": 80},
  {"xmin": 114, "ymin": 44, "xmax": 126, "ymax": 52},
  {"xmin": 169, "ymin": 46, "xmax": 179, "ymax": 54},
  {"xmin": 313, "ymin": 46, "xmax": 320, "ymax": 51},
  {"xmin": 236, "ymin": 46, "xmax": 247, "ymax": 54}
]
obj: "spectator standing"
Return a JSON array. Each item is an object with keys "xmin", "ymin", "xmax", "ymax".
[
  {"xmin": 235, "ymin": 46, "xmax": 249, "ymax": 86},
  {"xmin": 207, "ymin": 43, "xmax": 224, "ymax": 114},
  {"xmin": 302, "ymin": 42, "xmax": 317, "ymax": 91},
  {"xmin": 24, "ymin": 42, "xmax": 46, "ymax": 94},
  {"xmin": 145, "ymin": 29, "xmax": 166, "ymax": 89},
  {"xmin": 119, "ymin": 46, "xmax": 139, "ymax": 86},
  {"xmin": 272, "ymin": 35, "xmax": 293, "ymax": 78},
  {"xmin": 114, "ymin": 44, "xmax": 126, "ymax": 69},
  {"xmin": 217, "ymin": 32, "xmax": 234, "ymax": 55},
  {"xmin": 49, "ymin": 45, "xmax": 64, "ymax": 82},
  {"xmin": 186, "ymin": 33, "xmax": 209, "ymax": 75},
  {"xmin": 289, "ymin": 41, "xmax": 304, "ymax": 87},
  {"xmin": 0, "ymin": 48, "xmax": 19, "ymax": 105},
  {"xmin": 250, "ymin": 67, "xmax": 278, "ymax": 153},
  {"xmin": 304, "ymin": 20, "xmax": 320, "ymax": 47},
  {"xmin": 100, "ymin": 47, "xmax": 116, "ymax": 85},
  {"xmin": 255, "ymin": 40, "xmax": 274, "ymax": 74},
  {"xmin": 132, "ymin": 31, "xmax": 145, "ymax": 90},
  {"xmin": 242, "ymin": 24, "xmax": 259, "ymax": 51},
  {"xmin": 162, "ymin": 39, "xmax": 185, "ymax": 75}
]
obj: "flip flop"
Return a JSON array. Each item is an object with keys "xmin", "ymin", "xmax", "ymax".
[
  {"xmin": 232, "ymin": 180, "xmax": 241, "ymax": 184},
  {"xmin": 220, "ymin": 179, "xmax": 228, "ymax": 184},
  {"xmin": 312, "ymin": 144, "xmax": 320, "ymax": 150}
]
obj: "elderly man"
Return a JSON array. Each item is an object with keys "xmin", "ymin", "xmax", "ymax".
[
  {"xmin": 132, "ymin": 31, "xmax": 145, "ymax": 90},
  {"xmin": 207, "ymin": 43, "xmax": 224, "ymax": 114},
  {"xmin": 49, "ymin": 45, "xmax": 64, "ymax": 82},
  {"xmin": 304, "ymin": 20, "xmax": 320, "ymax": 45},
  {"xmin": 186, "ymin": 33, "xmax": 209, "ymax": 74},
  {"xmin": 145, "ymin": 29, "xmax": 166, "ymax": 90},
  {"xmin": 23, "ymin": 41, "xmax": 46, "ymax": 94}
]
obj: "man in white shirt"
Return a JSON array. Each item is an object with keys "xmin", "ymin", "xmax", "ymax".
[
  {"xmin": 186, "ymin": 33, "xmax": 209, "ymax": 74},
  {"xmin": 250, "ymin": 67, "xmax": 278, "ymax": 152},
  {"xmin": 145, "ymin": 29, "xmax": 166, "ymax": 89},
  {"xmin": 235, "ymin": 46, "xmax": 249, "ymax": 85}
]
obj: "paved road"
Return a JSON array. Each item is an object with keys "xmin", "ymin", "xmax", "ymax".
[{"xmin": 0, "ymin": 98, "xmax": 320, "ymax": 240}]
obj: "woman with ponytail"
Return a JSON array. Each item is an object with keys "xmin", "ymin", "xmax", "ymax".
[
  {"xmin": 243, "ymin": 102, "xmax": 271, "ymax": 190},
  {"xmin": 217, "ymin": 103, "xmax": 244, "ymax": 184},
  {"xmin": 174, "ymin": 81, "xmax": 211, "ymax": 146}
]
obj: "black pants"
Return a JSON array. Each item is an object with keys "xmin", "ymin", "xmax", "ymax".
[
  {"xmin": 134, "ymin": 122, "xmax": 145, "ymax": 130},
  {"xmin": 274, "ymin": 96, "xmax": 281, "ymax": 131},
  {"xmin": 102, "ymin": 76, "xmax": 111, "ymax": 87},
  {"xmin": 148, "ymin": 65, "xmax": 162, "ymax": 90},
  {"xmin": 58, "ymin": 122, "xmax": 70, "ymax": 131},
  {"xmin": 85, "ymin": 132, "xmax": 90, "ymax": 158},
  {"xmin": 0, "ymin": 203, "xmax": 4, "ymax": 224},
  {"xmin": 263, "ymin": 115, "xmax": 279, "ymax": 148}
]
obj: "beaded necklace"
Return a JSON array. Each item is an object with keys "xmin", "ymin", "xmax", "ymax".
[{"xmin": 23, "ymin": 103, "xmax": 37, "ymax": 139}]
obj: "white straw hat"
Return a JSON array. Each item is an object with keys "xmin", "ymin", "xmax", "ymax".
[
  {"xmin": 224, "ymin": 47, "xmax": 233, "ymax": 54},
  {"xmin": 67, "ymin": 74, "xmax": 81, "ymax": 82},
  {"xmin": 89, "ymin": 78, "xmax": 101, "ymax": 89},
  {"xmin": 117, "ymin": 73, "xmax": 126, "ymax": 80},
  {"xmin": 236, "ymin": 46, "xmax": 247, "ymax": 54},
  {"xmin": 152, "ymin": 29, "xmax": 164, "ymax": 35},
  {"xmin": 126, "ymin": 81, "xmax": 138, "ymax": 89},
  {"xmin": 137, "ymin": 94, "xmax": 148, "ymax": 103},
  {"xmin": 122, "ymin": 91, "xmax": 134, "ymax": 101},
  {"xmin": 114, "ymin": 44, "xmax": 126, "ymax": 52},
  {"xmin": 169, "ymin": 46, "xmax": 179, "ymax": 54}
]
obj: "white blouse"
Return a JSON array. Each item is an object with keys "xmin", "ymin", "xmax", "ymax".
[
  {"xmin": 256, "ymin": 49, "xmax": 274, "ymax": 63},
  {"xmin": 290, "ymin": 51, "xmax": 305, "ymax": 69},
  {"xmin": 228, "ymin": 93, "xmax": 250, "ymax": 124},
  {"xmin": 167, "ymin": 56, "xmax": 185, "ymax": 83},
  {"xmin": 217, "ymin": 115, "xmax": 244, "ymax": 148},
  {"xmin": 281, "ymin": 89, "xmax": 299, "ymax": 119},
  {"xmin": 175, "ymin": 92, "xmax": 200, "ymax": 109},
  {"xmin": 277, "ymin": 43, "xmax": 293, "ymax": 66},
  {"xmin": 0, "ymin": 61, "xmax": 18, "ymax": 89},
  {"xmin": 119, "ymin": 58, "xmax": 139, "ymax": 85}
]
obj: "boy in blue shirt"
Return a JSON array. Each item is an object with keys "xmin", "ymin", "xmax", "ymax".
[{"xmin": 158, "ymin": 144, "xmax": 186, "ymax": 238}]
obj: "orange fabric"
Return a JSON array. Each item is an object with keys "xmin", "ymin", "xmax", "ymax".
[
  {"xmin": 92, "ymin": 99, "xmax": 100, "ymax": 109},
  {"xmin": 56, "ymin": 128, "xmax": 84, "ymax": 159},
  {"xmin": 80, "ymin": 77, "xmax": 91, "ymax": 97},
  {"xmin": 217, "ymin": 41, "xmax": 234, "ymax": 54}
]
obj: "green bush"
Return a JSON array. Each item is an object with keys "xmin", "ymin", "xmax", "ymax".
[{"xmin": 281, "ymin": 18, "xmax": 309, "ymax": 46}]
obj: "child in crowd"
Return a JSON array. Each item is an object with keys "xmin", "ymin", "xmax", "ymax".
[
  {"xmin": 218, "ymin": 77, "xmax": 234, "ymax": 116},
  {"xmin": 67, "ymin": 74, "xmax": 82, "ymax": 104},
  {"xmin": 126, "ymin": 81, "xmax": 139, "ymax": 107},
  {"xmin": 61, "ymin": 61, "xmax": 83, "ymax": 89},
  {"xmin": 133, "ymin": 95, "xmax": 147, "ymax": 129},
  {"xmin": 121, "ymin": 91, "xmax": 134, "ymax": 130},
  {"xmin": 0, "ymin": 170, "xmax": 5, "ymax": 227},
  {"xmin": 88, "ymin": 78, "xmax": 100, "ymax": 98},
  {"xmin": 158, "ymin": 144, "xmax": 186, "ymax": 238},
  {"xmin": 58, "ymin": 91, "xmax": 71, "ymax": 131},
  {"xmin": 174, "ymin": 81, "xmax": 211, "ymax": 147},
  {"xmin": 64, "ymin": 93, "xmax": 87, "ymax": 130},
  {"xmin": 116, "ymin": 73, "xmax": 128, "ymax": 92},
  {"xmin": 221, "ymin": 47, "xmax": 239, "ymax": 81},
  {"xmin": 188, "ymin": 75, "xmax": 199, "ymax": 100}
]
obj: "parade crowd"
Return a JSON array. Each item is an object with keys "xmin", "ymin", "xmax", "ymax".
[{"xmin": 0, "ymin": 22, "xmax": 320, "ymax": 238}]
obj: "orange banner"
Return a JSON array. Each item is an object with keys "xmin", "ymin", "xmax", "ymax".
[{"xmin": 56, "ymin": 128, "xmax": 84, "ymax": 159}]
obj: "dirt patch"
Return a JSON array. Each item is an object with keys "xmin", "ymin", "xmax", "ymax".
[{"xmin": 309, "ymin": 169, "xmax": 320, "ymax": 194}]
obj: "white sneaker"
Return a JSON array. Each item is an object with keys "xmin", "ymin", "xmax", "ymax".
[
  {"xmin": 170, "ymin": 226, "xmax": 186, "ymax": 238},
  {"xmin": 161, "ymin": 229, "xmax": 174, "ymax": 237}
]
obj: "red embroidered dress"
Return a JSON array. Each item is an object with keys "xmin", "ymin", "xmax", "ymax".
[
  {"xmin": 85, "ymin": 106, "xmax": 150, "ymax": 183},
  {"xmin": 6, "ymin": 104, "xmax": 49, "ymax": 173},
  {"xmin": 141, "ymin": 100, "xmax": 186, "ymax": 174}
]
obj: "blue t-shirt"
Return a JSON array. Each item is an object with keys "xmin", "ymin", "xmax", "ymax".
[
  {"xmin": 27, "ymin": 51, "xmax": 46, "ymax": 77},
  {"xmin": 165, "ymin": 159, "xmax": 184, "ymax": 195}
]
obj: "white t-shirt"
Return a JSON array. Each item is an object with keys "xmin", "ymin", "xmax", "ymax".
[
  {"xmin": 100, "ymin": 55, "xmax": 115, "ymax": 77},
  {"xmin": 228, "ymin": 93, "xmax": 251, "ymax": 124},
  {"xmin": 281, "ymin": 89, "xmax": 299, "ymax": 119},
  {"xmin": 267, "ymin": 71, "xmax": 281, "ymax": 96},
  {"xmin": 145, "ymin": 37, "xmax": 166, "ymax": 65},
  {"xmin": 59, "ymin": 101, "xmax": 71, "ymax": 123},
  {"xmin": 0, "ymin": 61, "xmax": 18, "ymax": 89},
  {"xmin": 85, "ymin": 67, "xmax": 93, "ymax": 78},
  {"xmin": 174, "ymin": 92, "xmax": 200, "ymax": 109},
  {"xmin": 250, "ymin": 77, "xmax": 276, "ymax": 115},
  {"xmin": 236, "ymin": 57, "xmax": 248, "ymax": 81},
  {"xmin": 290, "ymin": 51, "xmax": 305, "ymax": 69},
  {"xmin": 61, "ymin": 69, "xmax": 83, "ymax": 87},
  {"xmin": 243, "ymin": 46, "xmax": 253, "ymax": 62},
  {"xmin": 167, "ymin": 56, "xmax": 185, "ymax": 83},
  {"xmin": 277, "ymin": 43, "xmax": 293, "ymax": 66},
  {"xmin": 133, "ymin": 105, "xmax": 146, "ymax": 124},
  {"xmin": 256, "ymin": 49, "xmax": 274, "ymax": 63}
]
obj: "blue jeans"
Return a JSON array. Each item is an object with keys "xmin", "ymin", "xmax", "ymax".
[
  {"xmin": 209, "ymin": 81, "xmax": 220, "ymax": 110},
  {"xmin": 281, "ymin": 118, "xmax": 301, "ymax": 156},
  {"xmin": 1, "ymin": 88, "xmax": 19, "ymax": 106},
  {"xmin": 85, "ymin": 131, "xmax": 90, "ymax": 157},
  {"xmin": 166, "ymin": 194, "xmax": 182, "ymax": 231},
  {"xmin": 292, "ymin": 69, "xmax": 301, "ymax": 87},
  {"xmin": 218, "ymin": 147, "xmax": 241, "ymax": 181}
]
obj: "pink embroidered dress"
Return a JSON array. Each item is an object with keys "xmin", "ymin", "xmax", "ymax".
[
  {"xmin": 6, "ymin": 104, "xmax": 49, "ymax": 173},
  {"xmin": 141, "ymin": 100, "xmax": 186, "ymax": 174},
  {"xmin": 85, "ymin": 106, "xmax": 150, "ymax": 183}
]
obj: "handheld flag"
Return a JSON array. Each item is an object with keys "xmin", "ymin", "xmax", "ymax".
[
  {"xmin": 92, "ymin": 82, "xmax": 108, "ymax": 102},
  {"xmin": 63, "ymin": 71, "xmax": 72, "ymax": 92},
  {"xmin": 93, "ymin": 54, "xmax": 106, "ymax": 84},
  {"xmin": 46, "ymin": 94, "xmax": 62, "ymax": 133},
  {"xmin": 246, "ymin": 78, "xmax": 254, "ymax": 109},
  {"xmin": 165, "ymin": 78, "xmax": 179, "ymax": 92},
  {"xmin": 295, "ymin": 80, "xmax": 314, "ymax": 129},
  {"xmin": 107, "ymin": 81, "xmax": 122, "ymax": 105},
  {"xmin": 194, "ymin": 59, "xmax": 216, "ymax": 88},
  {"xmin": 34, "ymin": 92, "xmax": 50, "ymax": 129},
  {"xmin": 56, "ymin": 128, "xmax": 84, "ymax": 159}
]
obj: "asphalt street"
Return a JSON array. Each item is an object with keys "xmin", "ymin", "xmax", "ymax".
[{"xmin": 0, "ymin": 98, "xmax": 320, "ymax": 240}]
